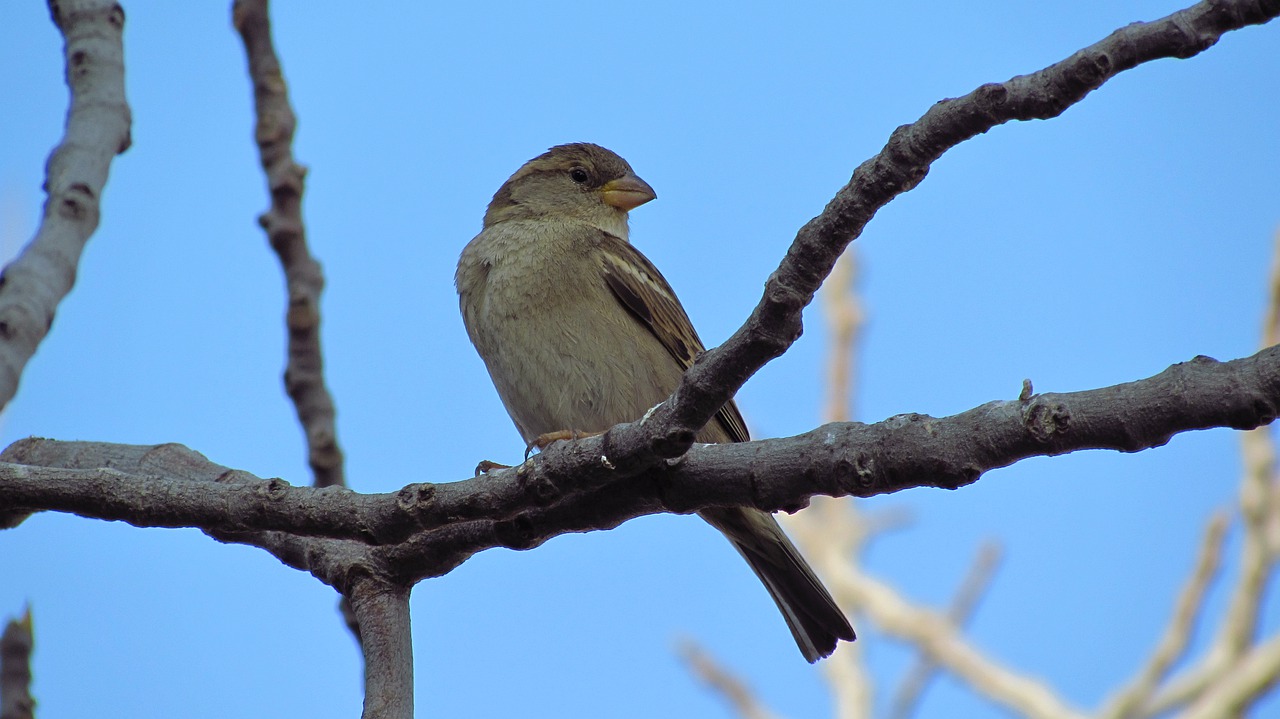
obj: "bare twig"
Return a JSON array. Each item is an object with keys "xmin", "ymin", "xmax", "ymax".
[
  {"xmin": 0, "ymin": 0, "xmax": 131, "ymax": 411},
  {"xmin": 888, "ymin": 541, "xmax": 1004, "ymax": 719},
  {"xmin": 0, "ymin": 608, "xmax": 34, "ymax": 719},
  {"xmin": 233, "ymin": 0, "xmax": 345, "ymax": 489},
  {"xmin": 678, "ymin": 640, "xmax": 783, "ymax": 719}
]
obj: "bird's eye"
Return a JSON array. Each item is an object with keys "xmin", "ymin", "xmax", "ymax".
[{"xmin": 569, "ymin": 167, "xmax": 590, "ymax": 184}]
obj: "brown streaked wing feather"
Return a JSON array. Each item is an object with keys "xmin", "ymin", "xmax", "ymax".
[{"xmin": 596, "ymin": 233, "xmax": 751, "ymax": 444}]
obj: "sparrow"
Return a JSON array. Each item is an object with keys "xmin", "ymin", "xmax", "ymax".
[{"xmin": 456, "ymin": 143, "xmax": 855, "ymax": 662}]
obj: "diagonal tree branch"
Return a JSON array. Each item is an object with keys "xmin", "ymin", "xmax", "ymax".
[
  {"xmin": 233, "ymin": 0, "xmax": 345, "ymax": 489},
  {"xmin": 678, "ymin": 640, "xmax": 783, "ymax": 719},
  {"xmin": 602, "ymin": 0, "xmax": 1280, "ymax": 475},
  {"xmin": 0, "ymin": 0, "xmax": 130, "ymax": 411},
  {"xmin": 836, "ymin": 568, "xmax": 1089, "ymax": 719}
]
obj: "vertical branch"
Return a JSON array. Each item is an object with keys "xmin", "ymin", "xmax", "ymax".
[
  {"xmin": 810, "ymin": 249, "xmax": 873, "ymax": 719},
  {"xmin": 821, "ymin": 251, "xmax": 864, "ymax": 424},
  {"xmin": 231, "ymin": 0, "xmax": 366, "ymax": 693},
  {"xmin": 0, "ymin": 608, "xmax": 34, "ymax": 719},
  {"xmin": 0, "ymin": 0, "xmax": 131, "ymax": 410},
  {"xmin": 348, "ymin": 579, "xmax": 414, "ymax": 719},
  {"xmin": 232, "ymin": 0, "xmax": 346, "ymax": 489}
]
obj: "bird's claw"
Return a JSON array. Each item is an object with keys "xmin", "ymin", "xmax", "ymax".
[
  {"xmin": 524, "ymin": 428, "xmax": 599, "ymax": 459},
  {"xmin": 474, "ymin": 460, "xmax": 510, "ymax": 476}
]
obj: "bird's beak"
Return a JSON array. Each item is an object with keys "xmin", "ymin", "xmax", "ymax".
[{"xmin": 600, "ymin": 174, "xmax": 656, "ymax": 211}]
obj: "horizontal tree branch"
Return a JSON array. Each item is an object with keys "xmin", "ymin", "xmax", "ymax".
[
  {"xmin": 0, "ymin": 442, "xmax": 421, "ymax": 544},
  {"xmin": 4, "ymin": 345, "xmax": 1272, "ymax": 583},
  {"xmin": 383, "ymin": 346, "xmax": 1280, "ymax": 580}
]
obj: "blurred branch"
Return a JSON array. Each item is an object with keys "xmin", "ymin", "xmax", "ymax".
[
  {"xmin": 233, "ymin": 0, "xmax": 345, "ymax": 489},
  {"xmin": 809, "ymin": 248, "xmax": 874, "ymax": 719},
  {"xmin": 822, "ymin": 251, "xmax": 864, "ymax": 424},
  {"xmin": 831, "ymin": 567, "xmax": 1088, "ymax": 719},
  {"xmin": 0, "ymin": 608, "xmax": 34, "ymax": 719},
  {"xmin": 678, "ymin": 640, "xmax": 783, "ymax": 719},
  {"xmin": 1141, "ymin": 229, "xmax": 1280, "ymax": 716},
  {"xmin": 681, "ymin": 249, "xmax": 871, "ymax": 719},
  {"xmin": 1099, "ymin": 513, "xmax": 1227, "ymax": 719},
  {"xmin": 1177, "ymin": 632, "xmax": 1280, "ymax": 719},
  {"xmin": 888, "ymin": 541, "xmax": 1004, "ymax": 719},
  {"xmin": 785, "ymin": 497, "xmax": 874, "ymax": 719},
  {"xmin": 0, "ymin": 0, "xmax": 130, "ymax": 411}
]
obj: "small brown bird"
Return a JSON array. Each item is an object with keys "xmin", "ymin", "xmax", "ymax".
[{"xmin": 456, "ymin": 143, "xmax": 855, "ymax": 661}]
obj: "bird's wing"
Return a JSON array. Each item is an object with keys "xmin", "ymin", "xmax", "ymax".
[{"xmin": 596, "ymin": 233, "xmax": 750, "ymax": 444}]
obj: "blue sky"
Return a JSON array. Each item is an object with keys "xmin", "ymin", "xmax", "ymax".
[{"xmin": 1, "ymin": 1, "xmax": 1278, "ymax": 717}]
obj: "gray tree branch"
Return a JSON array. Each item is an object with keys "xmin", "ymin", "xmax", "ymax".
[
  {"xmin": 0, "ymin": 0, "xmax": 130, "ymax": 411},
  {"xmin": 3, "ymin": 3, "xmax": 1277, "ymax": 718},
  {"xmin": 0, "ymin": 609, "xmax": 34, "ymax": 719},
  {"xmin": 349, "ymin": 580, "xmax": 413, "ymax": 719},
  {"xmin": 599, "ymin": 0, "xmax": 1280, "ymax": 477},
  {"xmin": 233, "ymin": 0, "xmax": 345, "ymax": 489},
  {"xmin": 3, "ymin": 345, "xmax": 1277, "ymax": 584}
]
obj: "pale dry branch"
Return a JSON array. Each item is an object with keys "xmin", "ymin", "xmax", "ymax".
[
  {"xmin": 0, "ymin": 0, "xmax": 130, "ymax": 411},
  {"xmin": 822, "ymin": 251, "xmax": 864, "ymax": 424},
  {"xmin": 1160, "ymin": 237, "xmax": 1280, "ymax": 714},
  {"xmin": 1099, "ymin": 513, "xmax": 1228, "ymax": 719},
  {"xmin": 787, "ymin": 497, "xmax": 873, "ymax": 719},
  {"xmin": 1131, "ymin": 231, "xmax": 1280, "ymax": 717},
  {"xmin": 888, "ymin": 541, "xmax": 1004, "ymax": 719},
  {"xmin": 678, "ymin": 640, "xmax": 784, "ymax": 719},
  {"xmin": 832, "ymin": 568, "xmax": 1088, "ymax": 719},
  {"xmin": 1177, "ymin": 632, "xmax": 1280, "ymax": 719},
  {"xmin": 233, "ymin": 0, "xmax": 345, "ymax": 489},
  {"xmin": 806, "ymin": 248, "xmax": 873, "ymax": 719}
]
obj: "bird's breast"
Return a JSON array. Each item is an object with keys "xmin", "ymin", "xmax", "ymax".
[{"xmin": 458, "ymin": 222, "xmax": 684, "ymax": 442}]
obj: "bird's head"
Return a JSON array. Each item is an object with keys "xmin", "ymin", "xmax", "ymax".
[{"xmin": 484, "ymin": 143, "xmax": 656, "ymax": 239}]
